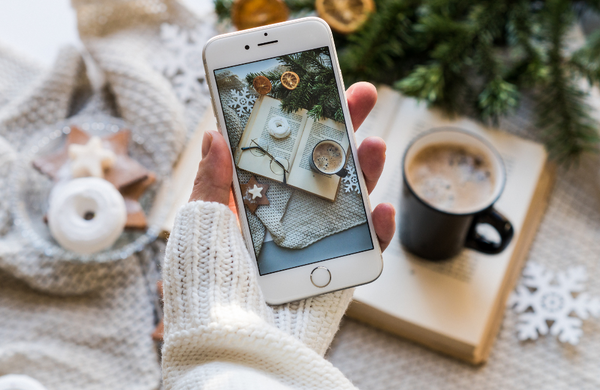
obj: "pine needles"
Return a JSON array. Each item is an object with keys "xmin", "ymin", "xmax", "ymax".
[
  {"xmin": 537, "ymin": 0, "xmax": 599, "ymax": 164},
  {"xmin": 215, "ymin": 0, "xmax": 600, "ymax": 163},
  {"xmin": 246, "ymin": 48, "xmax": 344, "ymax": 122}
]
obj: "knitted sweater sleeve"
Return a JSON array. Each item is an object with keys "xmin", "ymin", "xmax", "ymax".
[{"xmin": 162, "ymin": 201, "xmax": 357, "ymax": 390}]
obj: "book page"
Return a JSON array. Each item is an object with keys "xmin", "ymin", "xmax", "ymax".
[
  {"xmin": 236, "ymin": 96, "xmax": 308, "ymax": 183},
  {"xmin": 355, "ymin": 85, "xmax": 404, "ymax": 143},
  {"xmin": 353, "ymin": 92, "xmax": 547, "ymax": 347},
  {"xmin": 287, "ymin": 116, "xmax": 349, "ymax": 201}
]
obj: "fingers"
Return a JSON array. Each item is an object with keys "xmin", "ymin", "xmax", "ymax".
[
  {"xmin": 347, "ymin": 82, "xmax": 377, "ymax": 131},
  {"xmin": 189, "ymin": 131, "xmax": 233, "ymax": 205},
  {"xmin": 347, "ymin": 82, "xmax": 394, "ymax": 250},
  {"xmin": 357, "ymin": 136, "xmax": 386, "ymax": 194},
  {"xmin": 347, "ymin": 82, "xmax": 386, "ymax": 194},
  {"xmin": 372, "ymin": 203, "xmax": 396, "ymax": 252}
]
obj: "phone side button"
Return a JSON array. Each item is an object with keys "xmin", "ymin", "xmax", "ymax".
[{"xmin": 310, "ymin": 266, "xmax": 331, "ymax": 288}]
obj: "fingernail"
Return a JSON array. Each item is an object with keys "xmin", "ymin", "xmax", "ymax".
[{"xmin": 202, "ymin": 131, "xmax": 213, "ymax": 158}]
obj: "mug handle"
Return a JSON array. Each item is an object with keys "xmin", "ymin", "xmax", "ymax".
[
  {"xmin": 465, "ymin": 207, "xmax": 514, "ymax": 254},
  {"xmin": 335, "ymin": 168, "xmax": 348, "ymax": 178}
]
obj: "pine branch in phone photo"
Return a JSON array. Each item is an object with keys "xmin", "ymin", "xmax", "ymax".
[{"xmin": 245, "ymin": 47, "xmax": 345, "ymax": 123}]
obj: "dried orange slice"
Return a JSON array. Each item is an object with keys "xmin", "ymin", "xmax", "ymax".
[
  {"xmin": 281, "ymin": 71, "xmax": 300, "ymax": 90},
  {"xmin": 253, "ymin": 75, "xmax": 272, "ymax": 95},
  {"xmin": 316, "ymin": 0, "xmax": 375, "ymax": 34},
  {"xmin": 231, "ymin": 0, "xmax": 289, "ymax": 31}
]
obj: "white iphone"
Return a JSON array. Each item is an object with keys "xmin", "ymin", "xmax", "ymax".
[{"xmin": 203, "ymin": 17, "xmax": 382, "ymax": 304}]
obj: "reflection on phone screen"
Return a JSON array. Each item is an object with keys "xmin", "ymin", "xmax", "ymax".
[{"xmin": 214, "ymin": 47, "xmax": 374, "ymax": 275}]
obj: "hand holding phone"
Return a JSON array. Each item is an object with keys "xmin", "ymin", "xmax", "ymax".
[
  {"xmin": 202, "ymin": 18, "xmax": 395, "ymax": 304},
  {"xmin": 191, "ymin": 85, "xmax": 393, "ymax": 239}
]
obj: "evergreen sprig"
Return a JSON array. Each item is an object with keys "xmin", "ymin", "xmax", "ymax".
[
  {"xmin": 246, "ymin": 48, "xmax": 344, "ymax": 122},
  {"xmin": 571, "ymin": 30, "xmax": 600, "ymax": 84},
  {"xmin": 338, "ymin": 0, "xmax": 414, "ymax": 84},
  {"xmin": 537, "ymin": 0, "xmax": 599, "ymax": 163},
  {"xmin": 215, "ymin": 0, "xmax": 600, "ymax": 163}
]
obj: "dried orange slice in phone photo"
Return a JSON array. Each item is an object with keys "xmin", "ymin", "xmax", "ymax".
[
  {"xmin": 280, "ymin": 71, "xmax": 300, "ymax": 90},
  {"xmin": 316, "ymin": 0, "xmax": 375, "ymax": 34},
  {"xmin": 253, "ymin": 75, "xmax": 272, "ymax": 95}
]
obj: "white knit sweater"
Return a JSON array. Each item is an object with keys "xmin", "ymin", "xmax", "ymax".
[{"xmin": 162, "ymin": 201, "xmax": 357, "ymax": 390}]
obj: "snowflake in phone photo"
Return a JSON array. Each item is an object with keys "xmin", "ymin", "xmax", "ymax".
[
  {"xmin": 508, "ymin": 262, "xmax": 600, "ymax": 345},
  {"xmin": 227, "ymin": 87, "xmax": 257, "ymax": 116},
  {"xmin": 342, "ymin": 165, "xmax": 360, "ymax": 193},
  {"xmin": 154, "ymin": 23, "xmax": 215, "ymax": 103}
]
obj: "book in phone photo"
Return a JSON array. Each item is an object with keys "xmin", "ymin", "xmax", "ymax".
[{"xmin": 234, "ymin": 95, "xmax": 348, "ymax": 202}]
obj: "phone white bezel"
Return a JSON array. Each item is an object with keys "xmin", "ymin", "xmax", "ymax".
[{"xmin": 203, "ymin": 17, "xmax": 383, "ymax": 305}]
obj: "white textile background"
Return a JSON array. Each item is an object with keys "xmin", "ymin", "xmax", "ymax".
[
  {"xmin": 1, "ymin": 2, "xmax": 599, "ymax": 389},
  {"xmin": 0, "ymin": 0, "xmax": 213, "ymax": 67}
]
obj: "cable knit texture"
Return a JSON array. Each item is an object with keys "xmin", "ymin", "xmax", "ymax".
[
  {"xmin": 0, "ymin": 46, "xmax": 163, "ymax": 389},
  {"xmin": 162, "ymin": 201, "xmax": 356, "ymax": 390},
  {"xmin": 0, "ymin": 1, "xmax": 357, "ymax": 388}
]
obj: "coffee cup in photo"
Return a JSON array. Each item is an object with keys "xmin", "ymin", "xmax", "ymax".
[
  {"xmin": 310, "ymin": 139, "xmax": 348, "ymax": 177},
  {"xmin": 400, "ymin": 128, "xmax": 514, "ymax": 260}
]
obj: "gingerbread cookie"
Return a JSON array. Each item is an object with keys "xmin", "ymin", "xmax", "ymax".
[{"xmin": 240, "ymin": 175, "xmax": 270, "ymax": 214}]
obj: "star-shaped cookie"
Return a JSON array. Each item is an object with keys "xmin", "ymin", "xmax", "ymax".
[
  {"xmin": 240, "ymin": 176, "xmax": 269, "ymax": 214},
  {"xmin": 33, "ymin": 126, "xmax": 150, "ymax": 189},
  {"xmin": 248, "ymin": 184, "xmax": 264, "ymax": 199},
  {"xmin": 68, "ymin": 136, "xmax": 116, "ymax": 178},
  {"xmin": 33, "ymin": 125, "xmax": 156, "ymax": 229}
]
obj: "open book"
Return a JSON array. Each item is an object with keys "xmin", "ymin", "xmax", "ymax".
[
  {"xmin": 347, "ymin": 86, "xmax": 555, "ymax": 364},
  {"xmin": 234, "ymin": 95, "xmax": 349, "ymax": 201}
]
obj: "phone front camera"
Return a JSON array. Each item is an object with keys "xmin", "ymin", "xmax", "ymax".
[
  {"xmin": 264, "ymin": 32, "xmax": 268, "ymax": 36},
  {"xmin": 245, "ymin": 45, "xmax": 250, "ymax": 50}
]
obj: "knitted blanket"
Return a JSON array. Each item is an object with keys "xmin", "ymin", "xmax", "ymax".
[{"xmin": 0, "ymin": 1, "xmax": 214, "ymax": 388}]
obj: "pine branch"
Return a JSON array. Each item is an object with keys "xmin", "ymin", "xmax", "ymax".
[
  {"xmin": 245, "ymin": 50, "xmax": 342, "ymax": 121},
  {"xmin": 536, "ymin": 0, "xmax": 599, "ymax": 164},
  {"xmin": 394, "ymin": 62, "xmax": 444, "ymax": 102},
  {"xmin": 537, "ymin": 77, "xmax": 599, "ymax": 163},
  {"xmin": 570, "ymin": 29, "xmax": 600, "ymax": 85},
  {"xmin": 284, "ymin": 0, "xmax": 315, "ymax": 12},
  {"xmin": 214, "ymin": 0, "xmax": 233, "ymax": 20},
  {"xmin": 339, "ymin": 0, "xmax": 414, "ymax": 84},
  {"xmin": 573, "ymin": 0, "xmax": 600, "ymax": 15},
  {"xmin": 213, "ymin": 0, "xmax": 600, "ymax": 163},
  {"xmin": 502, "ymin": 0, "xmax": 552, "ymax": 115},
  {"xmin": 478, "ymin": 77, "xmax": 520, "ymax": 121}
]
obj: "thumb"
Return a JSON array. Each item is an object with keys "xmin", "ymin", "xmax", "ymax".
[{"xmin": 189, "ymin": 131, "xmax": 233, "ymax": 205}]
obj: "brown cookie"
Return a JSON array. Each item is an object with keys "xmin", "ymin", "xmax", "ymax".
[{"xmin": 240, "ymin": 175, "xmax": 270, "ymax": 214}]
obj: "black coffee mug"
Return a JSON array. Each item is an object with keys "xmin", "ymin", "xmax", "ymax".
[
  {"xmin": 309, "ymin": 139, "xmax": 348, "ymax": 177},
  {"xmin": 400, "ymin": 129, "xmax": 514, "ymax": 260}
]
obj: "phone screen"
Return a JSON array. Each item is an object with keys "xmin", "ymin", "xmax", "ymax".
[{"xmin": 214, "ymin": 46, "xmax": 374, "ymax": 275}]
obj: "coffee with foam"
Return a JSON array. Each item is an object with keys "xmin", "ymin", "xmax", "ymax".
[
  {"xmin": 312, "ymin": 140, "xmax": 345, "ymax": 174},
  {"xmin": 406, "ymin": 144, "xmax": 495, "ymax": 213}
]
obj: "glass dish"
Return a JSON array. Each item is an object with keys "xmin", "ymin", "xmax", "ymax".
[{"xmin": 8, "ymin": 114, "xmax": 173, "ymax": 262}]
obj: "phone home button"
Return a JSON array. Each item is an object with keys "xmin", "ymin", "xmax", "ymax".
[{"xmin": 310, "ymin": 266, "xmax": 331, "ymax": 288}]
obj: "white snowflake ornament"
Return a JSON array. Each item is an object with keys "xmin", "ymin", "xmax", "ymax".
[
  {"xmin": 154, "ymin": 23, "xmax": 215, "ymax": 103},
  {"xmin": 227, "ymin": 87, "xmax": 257, "ymax": 116},
  {"xmin": 342, "ymin": 165, "xmax": 360, "ymax": 193},
  {"xmin": 509, "ymin": 262, "xmax": 600, "ymax": 345}
]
